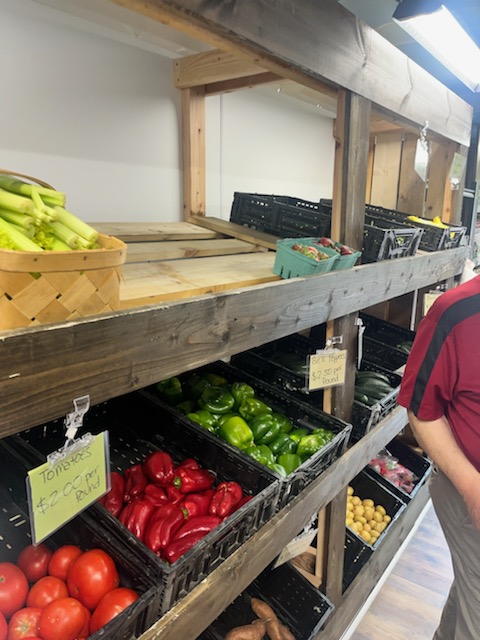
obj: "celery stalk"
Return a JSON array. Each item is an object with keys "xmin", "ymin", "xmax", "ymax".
[
  {"xmin": 54, "ymin": 206, "xmax": 98, "ymax": 243},
  {"xmin": 0, "ymin": 207, "xmax": 35, "ymax": 229},
  {"xmin": 0, "ymin": 189, "xmax": 35, "ymax": 214},
  {"xmin": 51, "ymin": 237, "xmax": 72, "ymax": 251},
  {"xmin": 9, "ymin": 222, "xmax": 35, "ymax": 239},
  {"xmin": 0, "ymin": 175, "xmax": 66, "ymax": 206},
  {"xmin": 0, "ymin": 218, "xmax": 43, "ymax": 251},
  {"xmin": 49, "ymin": 220, "xmax": 81, "ymax": 249}
]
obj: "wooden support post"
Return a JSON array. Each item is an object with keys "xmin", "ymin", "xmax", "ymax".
[
  {"xmin": 182, "ymin": 86, "xmax": 206, "ymax": 218},
  {"xmin": 398, "ymin": 132, "xmax": 428, "ymax": 214}
]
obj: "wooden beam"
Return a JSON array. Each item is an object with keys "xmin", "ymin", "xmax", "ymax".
[
  {"xmin": 189, "ymin": 215, "xmax": 279, "ymax": 250},
  {"xmin": 182, "ymin": 87, "xmax": 206, "ymax": 217},
  {"xmin": 113, "ymin": 0, "xmax": 472, "ymax": 145},
  {"xmin": 175, "ymin": 49, "xmax": 268, "ymax": 88},
  {"xmin": 204, "ymin": 72, "xmax": 280, "ymax": 96}
]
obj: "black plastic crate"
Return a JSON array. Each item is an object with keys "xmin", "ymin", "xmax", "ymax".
[
  {"xmin": 0, "ymin": 440, "xmax": 160, "ymax": 640},
  {"xmin": 360, "ymin": 313, "xmax": 415, "ymax": 372},
  {"xmin": 230, "ymin": 192, "xmax": 332, "ymax": 238},
  {"xmin": 351, "ymin": 361, "xmax": 402, "ymax": 443},
  {"xmin": 12, "ymin": 392, "xmax": 279, "ymax": 614},
  {"xmin": 347, "ymin": 470, "xmax": 406, "ymax": 550},
  {"xmin": 365, "ymin": 438, "xmax": 432, "ymax": 502},
  {"xmin": 360, "ymin": 313, "xmax": 415, "ymax": 349},
  {"xmin": 366, "ymin": 204, "xmax": 467, "ymax": 251},
  {"xmin": 232, "ymin": 333, "xmax": 399, "ymax": 443},
  {"xmin": 197, "ymin": 562, "xmax": 334, "ymax": 640},
  {"xmin": 319, "ymin": 199, "xmax": 423, "ymax": 263},
  {"xmin": 343, "ymin": 528, "xmax": 373, "ymax": 593},
  {"xmin": 144, "ymin": 360, "xmax": 351, "ymax": 509}
]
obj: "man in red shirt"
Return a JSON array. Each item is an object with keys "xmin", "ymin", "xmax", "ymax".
[{"xmin": 398, "ymin": 274, "xmax": 480, "ymax": 640}]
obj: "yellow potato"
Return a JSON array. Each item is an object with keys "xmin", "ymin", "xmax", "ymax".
[
  {"xmin": 383, "ymin": 514, "xmax": 392, "ymax": 524},
  {"xmin": 362, "ymin": 498, "xmax": 374, "ymax": 508},
  {"xmin": 351, "ymin": 496, "xmax": 361, "ymax": 506},
  {"xmin": 362, "ymin": 523, "xmax": 371, "ymax": 532},
  {"xmin": 376, "ymin": 505, "xmax": 386, "ymax": 516},
  {"xmin": 346, "ymin": 517, "xmax": 354, "ymax": 527},
  {"xmin": 347, "ymin": 502, "xmax": 354, "ymax": 511},
  {"xmin": 372, "ymin": 511, "xmax": 383, "ymax": 523},
  {"xmin": 363, "ymin": 507, "xmax": 374, "ymax": 521},
  {"xmin": 359, "ymin": 530, "xmax": 371, "ymax": 543},
  {"xmin": 369, "ymin": 529, "xmax": 380, "ymax": 540},
  {"xmin": 376, "ymin": 521, "xmax": 387, "ymax": 533},
  {"xmin": 347, "ymin": 486, "xmax": 354, "ymax": 496}
]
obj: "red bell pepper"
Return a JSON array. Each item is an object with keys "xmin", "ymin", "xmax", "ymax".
[
  {"xmin": 143, "ymin": 451, "xmax": 175, "ymax": 486},
  {"xmin": 123, "ymin": 464, "xmax": 148, "ymax": 503},
  {"xmin": 172, "ymin": 515, "xmax": 222, "ymax": 541},
  {"xmin": 175, "ymin": 458, "xmax": 200, "ymax": 471},
  {"xmin": 166, "ymin": 485, "xmax": 184, "ymax": 505},
  {"xmin": 119, "ymin": 498, "xmax": 155, "ymax": 542},
  {"xmin": 143, "ymin": 503, "xmax": 186, "ymax": 555},
  {"xmin": 173, "ymin": 467, "xmax": 215, "ymax": 494},
  {"xmin": 100, "ymin": 471, "xmax": 125, "ymax": 517},
  {"xmin": 234, "ymin": 494, "xmax": 254, "ymax": 512},
  {"xmin": 164, "ymin": 531, "xmax": 206, "ymax": 564},
  {"xmin": 144, "ymin": 483, "xmax": 169, "ymax": 507},
  {"xmin": 180, "ymin": 489, "xmax": 215, "ymax": 518},
  {"xmin": 209, "ymin": 481, "xmax": 243, "ymax": 518}
]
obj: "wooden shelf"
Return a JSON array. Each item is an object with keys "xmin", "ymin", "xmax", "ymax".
[
  {"xmin": 138, "ymin": 406, "xmax": 409, "ymax": 640},
  {"xmin": 0, "ymin": 246, "xmax": 467, "ymax": 439}
]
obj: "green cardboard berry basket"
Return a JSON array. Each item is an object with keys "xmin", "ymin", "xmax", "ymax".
[
  {"xmin": 330, "ymin": 242, "xmax": 362, "ymax": 271},
  {"xmin": 273, "ymin": 237, "xmax": 339, "ymax": 278}
]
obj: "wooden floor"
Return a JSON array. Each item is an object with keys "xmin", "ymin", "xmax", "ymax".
[{"xmin": 351, "ymin": 502, "xmax": 453, "ymax": 640}]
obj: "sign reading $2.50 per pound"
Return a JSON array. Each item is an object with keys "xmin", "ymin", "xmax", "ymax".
[{"xmin": 308, "ymin": 349, "xmax": 347, "ymax": 391}]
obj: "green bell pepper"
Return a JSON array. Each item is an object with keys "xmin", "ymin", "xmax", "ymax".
[
  {"xmin": 184, "ymin": 374, "xmax": 211, "ymax": 401},
  {"xmin": 245, "ymin": 444, "xmax": 275, "ymax": 467},
  {"xmin": 296, "ymin": 433, "xmax": 327, "ymax": 461},
  {"xmin": 312, "ymin": 427, "xmax": 335, "ymax": 444},
  {"xmin": 289, "ymin": 427, "xmax": 309, "ymax": 443},
  {"xmin": 231, "ymin": 381, "xmax": 255, "ymax": 408},
  {"xmin": 238, "ymin": 397, "xmax": 272, "ymax": 422},
  {"xmin": 217, "ymin": 412, "xmax": 240, "ymax": 428},
  {"xmin": 249, "ymin": 413, "xmax": 281, "ymax": 445},
  {"xmin": 277, "ymin": 453, "xmax": 302, "ymax": 475},
  {"xmin": 156, "ymin": 376, "xmax": 183, "ymax": 405},
  {"xmin": 267, "ymin": 462, "xmax": 288, "ymax": 478},
  {"xmin": 269, "ymin": 433, "xmax": 298, "ymax": 456},
  {"xmin": 271, "ymin": 412, "xmax": 293, "ymax": 434},
  {"xmin": 186, "ymin": 409, "xmax": 217, "ymax": 433},
  {"xmin": 218, "ymin": 416, "xmax": 254, "ymax": 450},
  {"xmin": 199, "ymin": 385, "xmax": 236, "ymax": 414},
  {"xmin": 175, "ymin": 400, "xmax": 196, "ymax": 415},
  {"xmin": 204, "ymin": 372, "xmax": 228, "ymax": 386}
]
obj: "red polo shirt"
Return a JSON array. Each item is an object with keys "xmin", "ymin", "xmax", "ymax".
[{"xmin": 398, "ymin": 275, "xmax": 480, "ymax": 471}]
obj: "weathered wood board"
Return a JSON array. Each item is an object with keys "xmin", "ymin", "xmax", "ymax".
[
  {"xmin": 120, "ymin": 251, "xmax": 278, "ymax": 306},
  {"xmin": 92, "ymin": 221, "xmax": 219, "ymax": 242}
]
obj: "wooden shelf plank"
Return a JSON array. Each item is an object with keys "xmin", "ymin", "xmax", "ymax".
[
  {"xmin": 91, "ymin": 221, "xmax": 219, "ymax": 242},
  {"xmin": 124, "ymin": 238, "xmax": 266, "ymax": 263},
  {"xmin": 0, "ymin": 247, "xmax": 467, "ymax": 438}
]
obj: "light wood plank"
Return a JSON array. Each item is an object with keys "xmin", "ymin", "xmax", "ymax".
[
  {"xmin": 112, "ymin": 0, "xmax": 472, "ymax": 145},
  {"xmin": 182, "ymin": 86, "xmax": 206, "ymax": 217},
  {"xmin": 174, "ymin": 49, "xmax": 268, "ymax": 87},
  {"xmin": 0, "ymin": 248, "xmax": 467, "ymax": 438},
  {"xmin": 426, "ymin": 139, "xmax": 457, "ymax": 220},
  {"xmin": 204, "ymin": 72, "xmax": 280, "ymax": 96},
  {"xmin": 189, "ymin": 215, "xmax": 279, "ymax": 250},
  {"xmin": 370, "ymin": 131, "xmax": 403, "ymax": 209},
  {"xmin": 397, "ymin": 133, "xmax": 427, "ymax": 215},
  {"xmin": 91, "ymin": 222, "xmax": 218, "ymax": 242},
  {"xmin": 119, "ymin": 251, "xmax": 278, "ymax": 305},
  {"xmin": 125, "ymin": 238, "xmax": 265, "ymax": 263}
]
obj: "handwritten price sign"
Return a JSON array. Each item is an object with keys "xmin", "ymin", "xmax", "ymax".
[
  {"xmin": 27, "ymin": 432, "xmax": 109, "ymax": 544},
  {"xmin": 308, "ymin": 349, "xmax": 347, "ymax": 391}
]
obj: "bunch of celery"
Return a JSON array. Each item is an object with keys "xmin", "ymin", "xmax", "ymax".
[{"xmin": 0, "ymin": 175, "xmax": 100, "ymax": 252}]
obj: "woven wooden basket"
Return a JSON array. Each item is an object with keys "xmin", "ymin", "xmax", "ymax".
[{"xmin": 0, "ymin": 171, "xmax": 127, "ymax": 330}]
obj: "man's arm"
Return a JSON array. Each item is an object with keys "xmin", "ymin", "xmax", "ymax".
[{"xmin": 408, "ymin": 410, "xmax": 480, "ymax": 529}]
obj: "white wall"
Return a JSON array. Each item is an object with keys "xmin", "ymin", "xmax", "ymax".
[{"xmin": 1, "ymin": 0, "xmax": 335, "ymax": 223}]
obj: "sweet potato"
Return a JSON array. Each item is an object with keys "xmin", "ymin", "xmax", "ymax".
[
  {"xmin": 265, "ymin": 618, "xmax": 284, "ymax": 640},
  {"xmin": 224, "ymin": 620, "xmax": 266, "ymax": 640},
  {"xmin": 250, "ymin": 597, "xmax": 278, "ymax": 622},
  {"xmin": 279, "ymin": 623, "xmax": 296, "ymax": 640}
]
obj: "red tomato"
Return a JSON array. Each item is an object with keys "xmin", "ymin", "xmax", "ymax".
[
  {"xmin": 0, "ymin": 612, "xmax": 7, "ymax": 640},
  {"xmin": 76, "ymin": 606, "xmax": 90, "ymax": 640},
  {"xmin": 16, "ymin": 545, "xmax": 52, "ymax": 584},
  {"xmin": 6, "ymin": 607, "xmax": 41, "ymax": 640},
  {"xmin": 89, "ymin": 587, "xmax": 139, "ymax": 634},
  {"xmin": 26, "ymin": 576, "xmax": 68, "ymax": 609},
  {"xmin": 47, "ymin": 546, "xmax": 82, "ymax": 583},
  {"xmin": 0, "ymin": 563, "xmax": 29, "ymax": 619},
  {"xmin": 37, "ymin": 598, "xmax": 86, "ymax": 640},
  {"xmin": 67, "ymin": 550, "xmax": 119, "ymax": 611}
]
